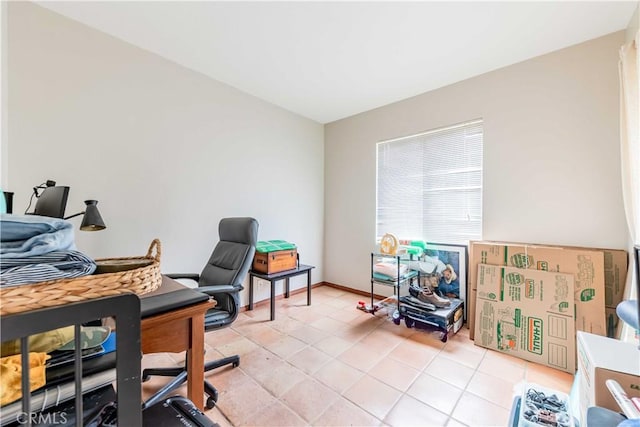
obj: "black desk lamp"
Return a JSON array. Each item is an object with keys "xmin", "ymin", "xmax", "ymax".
[
  {"xmin": 29, "ymin": 180, "xmax": 106, "ymax": 231},
  {"xmin": 64, "ymin": 200, "xmax": 106, "ymax": 231}
]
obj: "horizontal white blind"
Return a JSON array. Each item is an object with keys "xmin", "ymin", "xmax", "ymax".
[{"xmin": 376, "ymin": 120, "xmax": 483, "ymax": 245}]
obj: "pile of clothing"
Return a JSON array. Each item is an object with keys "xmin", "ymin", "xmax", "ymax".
[
  {"xmin": 0, "ymin": 214, "xmax": 102, "ymax": 404},
  {"xmin": 0, "ymin": 214, "xmax": 96, "ymax": 287},
  {"xmin": 0, "ymin": 326, "xmax": 112, "ymax": 405}
]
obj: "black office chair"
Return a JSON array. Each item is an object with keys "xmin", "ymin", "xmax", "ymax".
[{"xmin": 142, "ymin": 217, "xmax": 259, "ymax": 410}]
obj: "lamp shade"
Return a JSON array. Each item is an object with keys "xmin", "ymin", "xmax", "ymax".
[{"xmin": 80, "ymin": 200, "xmax": 106, "ymax": 231}]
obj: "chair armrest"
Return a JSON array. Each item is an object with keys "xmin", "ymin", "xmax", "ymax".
[
  {"xmin": 197, "ymin": 285, "xmax": 241, "ymax": 296},
  {"xmin": 166, "ymin": 273, "xmax": 200, "ymax": 281}
]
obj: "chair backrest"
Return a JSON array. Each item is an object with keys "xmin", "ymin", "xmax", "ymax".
[{"xmin": 199, "ymin": 217, "xmax": 258, "ymax": 289}]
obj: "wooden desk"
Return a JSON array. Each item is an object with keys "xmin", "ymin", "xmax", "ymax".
[
  {"xmin": 248, "ymin": 264, "xmax": 314, "ymax": 321},
  {"xmin": 140, "ymin": 277, "xmax": 215, "ymax": 411}
]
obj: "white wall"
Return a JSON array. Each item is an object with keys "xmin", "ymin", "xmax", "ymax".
[
  {"xmin": 1, "ymin": 1, "xmax": 7, "ymax": 188},
  {"xmin": 325, "ymin": 32, "xmax": 628, "ymax": 293},
  {"xmin": 4, "ymin": 3, "xmax": 632, "ymax": 301},
  {"xmin": 627, "ymin": 3, "xmax": 639, "ymax": 42},
  {"xmin": 4, "ymin": 3, "xmax": 325, "ymax": 304}
]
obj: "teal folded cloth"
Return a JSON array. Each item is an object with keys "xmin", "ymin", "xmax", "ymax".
[
  {"xmin": 256, "ymin": 240, "xmax": 297, "ymax": 253},
  {"xmin": 372, "ymin": 271, "xmax": 417, "ymax": 282}
]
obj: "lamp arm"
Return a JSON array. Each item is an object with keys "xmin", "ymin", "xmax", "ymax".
[{"xmin": 64, "ymin": 211, "xmax": 85, "ymax": 220}]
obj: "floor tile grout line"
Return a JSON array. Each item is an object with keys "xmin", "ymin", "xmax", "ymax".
[
  {"xmin": 231, "ymin": 318, "xmax": 381, "ymax": 425},
  {"xmin": 312, "ymin": 308, "xmax": 395, "ymax": 424},
  {"xmin": 344, "ymin": 309, "xmax": 449, "ymax": 424},
  {"xmin": 143, "ymin": 285, "xmax": 572, "ymax": 426},
  {"xmin": 354, "ymin": 307, "xmax": 490, "ymax": 424}
]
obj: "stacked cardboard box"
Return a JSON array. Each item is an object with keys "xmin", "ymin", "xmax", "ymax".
[
  {"xmin": 576, "ymin": 331, "xmax": 640, "ymax": 423},
  {"xmin": 474, "ymin": 264, "xmax": 576, "ymax": 373},
  {"xmin": 469, "ymin": 241, "xmax": 627, "ymax": 370},
  {"xmin": 602, "ymin": 250, "xmax": 630, "ymax": 337}
]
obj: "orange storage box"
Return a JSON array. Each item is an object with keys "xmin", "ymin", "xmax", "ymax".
[{"xmin": 252, "ymin": 240, "xmax": 298, "ymax": 274}]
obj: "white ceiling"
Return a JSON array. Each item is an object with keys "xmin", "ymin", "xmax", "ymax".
[{"xmin": 36, "ymin": 1, "xmax": 637, "ymax": 124}]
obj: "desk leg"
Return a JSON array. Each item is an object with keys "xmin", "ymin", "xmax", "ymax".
[
  {"xmin": 187, "ymin": 313, "xmax": 205, "ymax": 411},
  {"xmin": 249, "ymin": 274, "xmax": 254, "ymax": 311},
  {"xmin": 307, "ymin": 270, "xmax": 311, "ymax": 306},
  {"xmin": 285, "ymin": 278, "xmax": 290, "ymax": 298},
  {"xmin": 270, "ymin": 280, "xmax": 276, "ymax": 321}
]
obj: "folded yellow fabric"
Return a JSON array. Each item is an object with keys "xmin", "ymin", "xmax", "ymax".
[
  {"xmin": 0, "ymin": 352, "xmax": 50, "ymax": 405},
  {"xmin": 0, "ymin": 327, "xmax": 74, "ymax": 357}
]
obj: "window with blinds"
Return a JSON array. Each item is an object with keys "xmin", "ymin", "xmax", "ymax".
[{"xmin": 376, "ymin": 120, "xmax": 483, "ymax": 245}]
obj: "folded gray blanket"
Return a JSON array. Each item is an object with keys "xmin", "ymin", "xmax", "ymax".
[
  {"xmin": 0, "ymin": 214, "xmax": 96, "ymax": 287},
  {"xmin": 0, "ymin": 250, "xmax": 97, "ymax": 286}
]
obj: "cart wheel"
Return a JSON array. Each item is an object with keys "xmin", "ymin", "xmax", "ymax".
[
  {"xmin": 440, "ymin": 332, "xmax": 448, "ymax": 343},
  {"xmin": 392, "ymin": 310, "xmax": 401, "ymax": 325},
  {"xmin": 405, "ymin": 317, "xmax": 415, "ymax": 328}
]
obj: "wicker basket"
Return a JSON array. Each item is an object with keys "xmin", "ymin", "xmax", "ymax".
[{"xmin": 0, "ymin": 239, "xmax": 162, "ymax": 315}]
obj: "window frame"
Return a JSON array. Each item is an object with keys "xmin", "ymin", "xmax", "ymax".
[{"xmin": 375, "ymin": 119, "xmax": 484, "ymax": 245}]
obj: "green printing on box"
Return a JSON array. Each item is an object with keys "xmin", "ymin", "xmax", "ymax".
[{"xmin": 475, "ymin": 264, "xmax": 576, "ymax": 373}]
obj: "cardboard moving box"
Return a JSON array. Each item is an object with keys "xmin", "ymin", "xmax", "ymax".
[
  {"xmin": 468, "ymin": 241, "xmax": 615, "ymax": 340},
  {"xmin": 576, "ymin": 331, "xmax": 640, "ymax": 423},
  {"xmin": 474, "ymin": 264, "xmax": 576, "ymax": 373}
]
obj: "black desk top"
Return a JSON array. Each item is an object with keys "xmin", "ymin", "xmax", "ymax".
[
  {"xmin": 140, "ymin": 276, "xmax": 211, "ymax": 318},
  {"xmin": 249, "ymin": 264, "xmax": 314, "ymax": 280}
]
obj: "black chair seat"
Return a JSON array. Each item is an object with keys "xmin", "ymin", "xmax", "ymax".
[{"xmin": 204, "ymin": 309, "xmax": 232, "ymax": 324}]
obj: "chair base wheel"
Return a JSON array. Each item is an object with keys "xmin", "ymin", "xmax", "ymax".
[
  {"xmin": 206, "ymin": 397, "xmax": 216, "ymax": 409},
  {"xmin": 204, "ymin": 382, "xmax": 219, "ymax": 410}
]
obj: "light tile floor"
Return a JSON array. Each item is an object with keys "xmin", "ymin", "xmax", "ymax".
[{"xmin": 141, "ymin": 285, "xmax": 574, "ymax": 426}]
